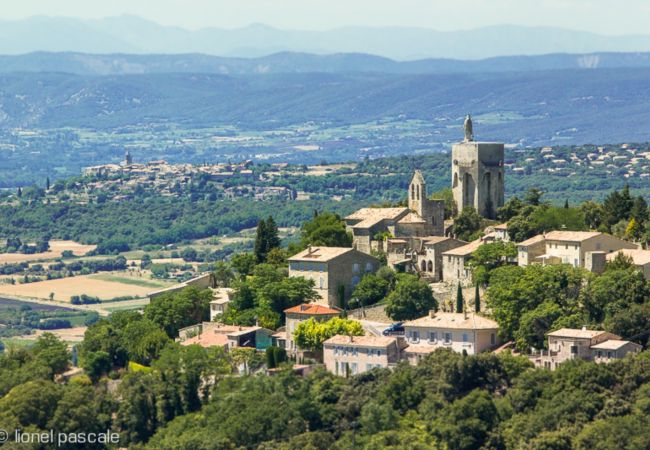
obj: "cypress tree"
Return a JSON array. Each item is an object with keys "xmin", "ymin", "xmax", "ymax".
[
  {"xmin": 265, "ymin": 215, "xmax": 281, "ymax": 251},
  {"xmin": 456, "ymin": 283, "xmax": 463, "ymax": 313},
  {"xmin": 254, "ymin": 219, "xmax": 268, "ymax": 263},
  {"xmin": 474, "ymin": 283, "xmax": 481, "ymax": 313}
]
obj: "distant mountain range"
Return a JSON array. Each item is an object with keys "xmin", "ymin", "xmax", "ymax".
[
  {"xmin": 2, "ymin": 68, "xmax": 650, "ymax": 147},
  {"xmin": 2, "ymin": 15, "xmax": 650, "ymax": 60},
  {"xmin": 3, "ymin": 51, "xmax": 650, "ymax": 75}
]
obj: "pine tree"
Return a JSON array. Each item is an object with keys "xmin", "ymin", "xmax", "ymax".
[
  {"xmin": 46, "ymin": 176, "xmax": 50, "ymax": 191},
  {"xmin": 456, "ymin": 283, "xmax": 464, "ymax": 313},
  {"xmin": 16, "ymin": 187, "xmax": 22, "ymax": 198},
  {"xmin": 564, "ymin": 199, "xmax": 569, "ymax": 209},
  {"xmin": 631, "ymin": 195, "xmax": 649, "ymax": 224},
  {"xmin": 474, "ymin": 283, "xmax": 481, "ymax": 313}
]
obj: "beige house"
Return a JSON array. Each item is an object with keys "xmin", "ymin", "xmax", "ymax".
[
  {"xmin": 517, "ymin": 231, "xmax": 637, "ymax": 272},
  {"xmin": 209, "ymin": 288, "xmax": 233, "ymax": 321},
  {"xmin": 288, "ymin": 246, "xmax": 379, "ymax": 308},
  {"xmin": 441, "ymin": 239, "xmax": 483, "ymax": 285},
  {"xmin": 606, "ymin": 248, "xmax": 650, "ymax": 279},
  {"xmin": 323, "ymin": 335, "xmax": 407, "ymax": 376},
  {"xmin": 282, "ymin": 303, "xmax": 341, "ymax": 353},
  {"xmin": 530, "ymin": 327, "xmax": 639, "ymax": 370},
  {"xmin": 402, "ymin": 311, "xmax": 500, "ymax": 364}
]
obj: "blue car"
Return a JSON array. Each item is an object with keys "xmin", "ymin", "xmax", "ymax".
[{"xmin": 382, "ymin": 322, "xmax": 404, "ymax": 336}]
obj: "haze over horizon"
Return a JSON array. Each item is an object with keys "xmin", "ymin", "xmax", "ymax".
[{"xmin": 1, "ymin": 0, "xmax": 648, "ymax": 35}]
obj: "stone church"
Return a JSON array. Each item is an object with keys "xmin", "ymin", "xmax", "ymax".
[{"xmin": 347, "ymin": 115, "xmax": 505, "ymax": 281}]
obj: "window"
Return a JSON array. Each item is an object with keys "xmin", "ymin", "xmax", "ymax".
[
  {"xmin": 607, "ymin": 351, "xmax": 612, "ymax": 358},
  {"xmin": 352, "ymin": 347, "xmax": 358, "ymax": 357},
  {"xmin": 353, "ymin": 263, "xmax": 360, "ymax": 273},
  {"xmin": 462, "ymin": 333, "xmax": 468, "ymax": 343},
  {"xmin": 335, "ymin": 361, "xmax": 340, "ymax": 375},
  {"xmin": 352, "ymin": 276, "xmax": 360, "ymax": 287},
  {"xmin": 444, "ymin": 332, "xmax": 452, "ymax": 344},
  {"xmin": 319, "ymin": 277, "xmax": 324, "ymax": 289},
  {"xmin": 365, "ymin": 262, "xmax": 373, "ymax": 272},
  {"xmin": 351, "ymin": 363, "xmax": 358, "ymax": 375},
  {"xmin": 429, "ymin": 332, "xmax": 437, "ymax": 343},
  {"xmin": 366, "ymin": 363, "xmax": 373, "ymax": 371},
  {"xmin": 570, "ymin": 345, "xmax": 578, "ymax": 354},
  {"xmin": 597, "ymin": 350, "xmax": 602, "ymax": 358},
  {"xmin": 490, "ymin": 333, "xmax": 496, "ymax": 345},
  {"xmin": 411, "ymin": 331, "xmax": 420, "ymax": 343}
]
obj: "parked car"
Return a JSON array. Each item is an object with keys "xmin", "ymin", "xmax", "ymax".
[{"xmin": 382, "ymin": 322, "xmax": 404, "ymax": 336}]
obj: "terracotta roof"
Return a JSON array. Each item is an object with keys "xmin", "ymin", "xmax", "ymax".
[
  {"xmin": 284, "ymin": 303, "xmax": 341, "ymax": 315},
  {"xmin": 547, "ymin": 328, "xmax": 617, "ymax": 339},
  {"xmin": 517, "ymin": 234, "xmax": 546, "ymax": 247},
  {"xmin": 403, "ymin": 344, "xmax": 437, "ymax": 354},
  {"xmin": 403, "ymin": 312, "xmax": 498, "ymax": 330},
  {"xmin": 606, "ymin": 249, "xmax": 650, "ymax": 266},
  {"xmin": 397, "ymin": 212, "xmax": 426, "ymax": 224},
  {"xmin": 442, "ymin": 239, "xmax": 483, "ymax": 257},
  {"xmin": 181, "ymin": 332, "xmax": 229, "ymax": 348},
  {"xmin": 324, "ymin": 334, "xmax": 397, "ymax": 347},
  {"xmin": 591, "ymin": 339, "xmax": 638, "ymax": 350},
  {"xmin": 289, "ymin": 246, "xmax": 354, "ymax": 262},
  {"xmin": 545, "ymin": 231, "xmax": 602, "ymax": 242}
]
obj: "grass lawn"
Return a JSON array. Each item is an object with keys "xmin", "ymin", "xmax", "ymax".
[{"xmin": 1, "ymin": 338, "xmax": 35, "ymax": 348}]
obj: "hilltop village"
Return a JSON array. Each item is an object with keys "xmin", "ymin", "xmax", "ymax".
[
  {"xmin": 150, "ymin": 117, "xmax": 645, "ymax": 376},
  {"xmin": 0, "ymin": 118, "xmax": 648, "ymax": 449}
]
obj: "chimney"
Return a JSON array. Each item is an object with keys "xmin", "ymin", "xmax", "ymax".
[
  {"xmin": 308, "ymin": 245, "xmax": 313, "ymax": 255},
  {"xmin": 348, "ymin": 335, "xmax": 353, "ymax": 343},
  {"xmin": 429, "ymin": 309, "xmax": 435, "ymax": 318},
  {"xmin": 581, "ymin": 326, "xmax": 587, "ymax": 331}
]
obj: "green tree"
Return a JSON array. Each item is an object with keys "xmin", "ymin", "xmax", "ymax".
[
  {"xmin": 214, "ymin": 261, "xmax": 235, "ymax": 287},
  {"xmin": 453, "ymin": 206, "xmax": 483, "ymax": 241},
  {"xmin": 385, "ymin": 274, "xmax": 437, "ymax": 321},
  {"xmin": 298, "ymin": 211, "xmax": 352, "ymax": 249},
  {"xmin": 455, "ymin": 283, "xmax": 464, "ymax": 313},
  {"xmin": 31, "ymin": 333, "xmax": 70, "ymax": 377},
  {"xmin": 121, "ymin": 319, "xmax": 171, "ymax": 365},
  {"xmin": 145, "ymin": 286, "xmax": 213, "ymax": 338},
  {"xmin": 82, "ymin": 350, "xmax": 112, "ymax": 383},
  {"xmin": 293, "ymin": 317, "xmax": 364, "ymax": 351},
  {"xmin": 469, "ymin": 240, "xmax": 517, "ymax": 284},
  {"xmin": 230, "ymin": 253, "xmax": 257, "ymax": 278},
  {"xmin": 351, "ymin": 274, "xmax": 390, "ymax": 307},
  {"xmin": 474, "ymin": 283, "xmax": 481, "ymax": 313}
]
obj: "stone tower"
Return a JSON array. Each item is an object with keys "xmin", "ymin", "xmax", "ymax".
[
  {"xmin": 124, "ymin": 150, "xmax": 133, "ymax": 166},
  {"xmin": 409, "ymin": 170, "xmax": 445, "ymax": 235},
  {"xmin": 451, "ymin": 122, "xmax": 504, "ymax": 219}
]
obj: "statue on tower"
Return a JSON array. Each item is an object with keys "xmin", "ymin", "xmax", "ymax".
[{"xmin": 463, "ymin": 114, "xmax": 474, "ymax": 142}]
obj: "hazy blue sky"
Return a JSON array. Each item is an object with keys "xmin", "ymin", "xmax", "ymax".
[{"xmin": 0, "ymin": 0, "xmax": 646, "ymax": 34}]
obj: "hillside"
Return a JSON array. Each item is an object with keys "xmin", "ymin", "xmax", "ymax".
[
  {"xmin": 3, "ymin": 51, "xmax": 650, "ymax": 76},
  {"xmin": 1, "ymin": 69, "xmax": 650, "ymax": 145}
]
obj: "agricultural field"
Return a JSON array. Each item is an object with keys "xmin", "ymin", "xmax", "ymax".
[
  {"xmin": 0, "ymin": 270, "xmax": 174, "ymax": 302},
  {"xmin": 0, "ymin": 240, "xmax": 96, "ymax": 264}
]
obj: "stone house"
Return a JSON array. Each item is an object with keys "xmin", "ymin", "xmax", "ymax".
[
  {"xmin": 209, "ymin": 288, "xmax": 233, "ymax": 321},
  {"xmin": 441, "ymin": 239, "xmax": 483, "ymax": 286},
  {"xmin": 282, "ymin": 303, "xmax": 341, "ymax": 354},
  {"xmin": 387, "ymin": 236, "xmax": 467, "ymax": 282},
  {"xmin": 530, "ymin": 327, "xmax": 639, "ymax": 370},
  {"xmin": 402, "ymin": 311, "xmax": 499, "ymax": 364},
  {"xmin": 345, "ymin": 171, "xmax": 444, "ymax": 255},
  {"xmin": 288, "ymin": 246, "xmax": 380, "ymax": 308},
  {"xmin": 517, "ymin": 231, "xmax": 637, "ymax": 272},
  {"xmin": 323, "ymin": 335, "xmax": 407, "ymax": 376}
]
